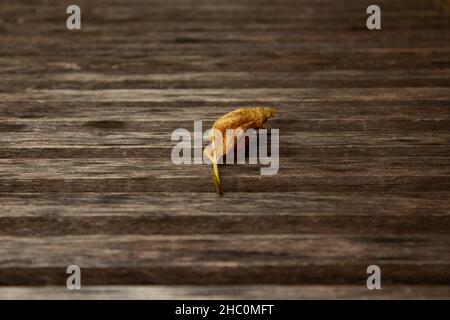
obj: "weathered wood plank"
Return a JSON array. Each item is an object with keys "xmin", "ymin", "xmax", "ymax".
[
  {"xmin": 1, "ymin": 285, "xmax": 449, "ymax": 300},
  {"xmin": 2, "ymin": 192, "xmax": 449, "ymax": 217},
  {"xmin": 2, "ymin": 119, "xmax": 450, "ymax": 132},
  {"xmin": 1, "ymin": 131, "xmax": 450, "ymax": 147},
  {"xmin": 3, "ymin": 69, "xmax": 450, "ymax": 82},
  {"xmin": 0, "ymin": 234, "xmax": 448, "ymax": 285},
  {"xmin": 0, "ymin": 192, "xmax": 449, "ymax": 235},
  {"xmin": 1, "ymin": 158, "xmax": 449, "ymax": 179},
  {"xmin": 2, "ymin": 146, "xmax": 450, "ymax": 158},
  {"xmin": 1, "ymin": 234, "xmax": 448, "ymax": 267},
  {"xmin": 0, "ymin": 213, "xmax": 448, "ymax": 236},
  {"xmin": 2, "ymin": 100, "xmax": 450, "ymax": 120},
  {"xmin": 1, "ymin": 88, "xmax": 449, "ymax": 102},
  {"xmin": 1, "ymin": 177, "xmax": 449, "ymax": 193}
]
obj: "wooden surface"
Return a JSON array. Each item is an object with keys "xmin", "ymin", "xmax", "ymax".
[
  {"xmin": 0, "ymin": 0, "xmax": 449, "ymax": 299},
  {"xmin": 2, "ymin": 285, "xmax": 450, "ymax": 300}
]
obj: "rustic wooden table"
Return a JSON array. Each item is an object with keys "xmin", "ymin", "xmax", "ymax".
[{"xmin": 0, "ymin": 0, "xmax": 449, "ymax": 299}]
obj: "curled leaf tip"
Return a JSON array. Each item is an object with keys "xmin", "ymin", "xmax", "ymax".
[{"xmin": 262, "ymin": 107, "xmax": 276, "ymax": 118}]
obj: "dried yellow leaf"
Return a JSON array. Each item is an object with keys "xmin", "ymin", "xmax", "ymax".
[{"xmin": 205, "ymin": 107, "xmax": 276, "ymax": 194}]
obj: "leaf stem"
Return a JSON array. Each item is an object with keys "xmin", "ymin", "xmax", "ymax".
[{"xmin": 211, "ymin": 136, "xmax": 222, "ymax": 194}]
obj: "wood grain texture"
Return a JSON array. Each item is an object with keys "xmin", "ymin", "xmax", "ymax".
[
  {"xmin": 1, "ymin": 285, "xmax": 450, "ymax": 300},
  {"xmin": 0, "ymin": 0, "xmax": 449, "ymax": 299}
]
